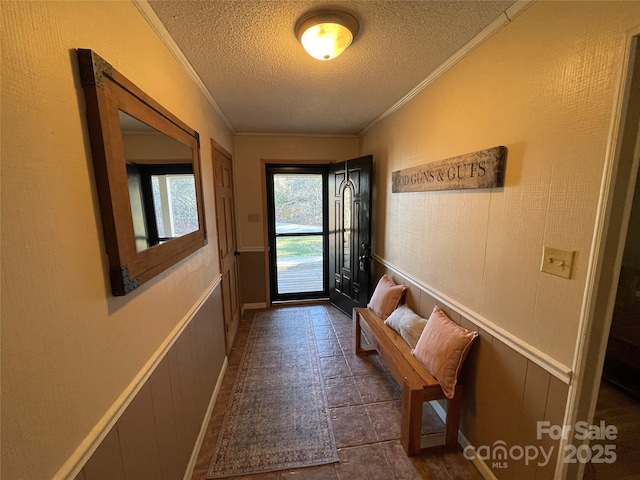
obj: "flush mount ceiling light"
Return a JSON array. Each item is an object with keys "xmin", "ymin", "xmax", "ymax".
[{"xmin": 295, "ymin": 9, "xmax": 359, "ymax": 61}]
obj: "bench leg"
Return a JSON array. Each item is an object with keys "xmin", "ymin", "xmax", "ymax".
[
  {"xmin": 400, "ymin": 380, "xmax": 423, "ymax": 456},
  {"xmin": 444, "ymin": 385, "xmax": 462, "ymax": 449},
  {"xmin": 353, "ymin": 309, "xmax": 362, "ymax": 354}
]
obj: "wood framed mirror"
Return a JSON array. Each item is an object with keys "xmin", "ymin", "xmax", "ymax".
[{"xmin": 77, "ymin": 49, "xmax": 207, "ymax": 296}]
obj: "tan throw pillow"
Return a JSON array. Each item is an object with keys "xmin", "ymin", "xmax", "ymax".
[
  {"xmin": 411, "ymin": 306, "xmax": 478, "ymax": 399},
  {"xmin": 367, "ymin": 274, "xmax": 406, "ymax": 320},
  {"xmin": 384, "ymin": 304, "xmax": 427, "ymax": 348}
]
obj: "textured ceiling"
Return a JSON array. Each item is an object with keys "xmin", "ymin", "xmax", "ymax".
[{"xmin": 149, "ymin": 0, "xmax": 516, "ymax": 135}]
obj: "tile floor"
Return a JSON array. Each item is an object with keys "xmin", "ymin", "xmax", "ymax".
[{"xmin": 191, "ymin": 304, "xmax": 482, "ymax": 480}]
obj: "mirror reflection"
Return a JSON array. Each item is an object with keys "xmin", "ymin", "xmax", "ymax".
[
  {"xmin": 119, "ymin": 111, "xmax": 199, "ymax": 252},
  {"xmin": 78, "ymin": 49, "xmax": 207, "ymax": 295}
]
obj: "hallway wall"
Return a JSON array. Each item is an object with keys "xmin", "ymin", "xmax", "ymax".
[
  {"xmin": 361, "ymin": 2, "xmax": 640, "ymax": 477},
  {"xmin": 361, "ymin": 0, "xmax": 639, "ymax": 374},
  {"xmin": 372, "ymin": 261, "xmax": 568, "ymax": 480},
  {"xmin": 1, "ymin": 2, "xmax": 232, "ymax": 479},
  {"xmin": 234, "ymin": 135, "xmax": 359, "ymax": 304},
  {"xmin": 75, "ymin": 286, "xmax": 225, "ymax": 480}
]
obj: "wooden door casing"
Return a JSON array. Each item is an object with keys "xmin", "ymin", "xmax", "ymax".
[{"xmin": 213, "ymin": 142, "xmax": 240, "ymax": 353}]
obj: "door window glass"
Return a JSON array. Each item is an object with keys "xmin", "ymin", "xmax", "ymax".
[
  {"xmin": 343, "ymin": 186, "xmax": 351, "ymax": 268},
  {"xmin": 270, "ymin": 172, "xmax": 325, "ymax": 297}
]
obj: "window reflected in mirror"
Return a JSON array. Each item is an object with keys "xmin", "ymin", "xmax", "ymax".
[
  {"xmin": 151, "ymin": 174, "xmax": 198, "ymax": 239},
  {"xmin": 78, "ymin": 49, "xmax": 207, "ymax": 295},
  {"xmin": 119, "ymin": 111, "xmax": 199, "ymax": 252}
]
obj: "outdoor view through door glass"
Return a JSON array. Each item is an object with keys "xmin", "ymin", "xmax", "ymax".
[{"xmin": 274, "ymin": 174, "xmax": 324, "ymax": 294}]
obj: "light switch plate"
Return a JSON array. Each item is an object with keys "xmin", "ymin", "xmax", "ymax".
[
  {"xmin": 248, "ymin": 213, "xmax": 260, "ymax": 222},
  {"xmin": 541, "ymin": 246, "xmax": 575, "ymax": 279}
]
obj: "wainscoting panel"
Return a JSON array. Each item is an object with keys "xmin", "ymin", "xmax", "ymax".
[
  {"xmin": 118, "ymin": 382, "xmax": 162, "ymax": 480},
  {"xmin": 82, "ymin": 428, "xmax": 126, "ymax": 480},
  {"xmin": 373, "ymin": 259, "xmax": 569, "ymax": 479},
  {"xmin": 80, "ymin": 285, "xmax": 226, "ymax": 480},
  {"xmin": 512, "ymin": 361, "xmax": 549, "ymax": 480},
  {"xmin": 168, "ymin": 347, "xmax": 192, "ymax": 469},
  {"xmin": 176, "ymin": 322, "xmax": 201, "ymax": 452},
  {"xmin": 536, "ymin": 376, "xmax": 569, "ymax": 480},
  {"xmin": 150, "ymin": 357, "xmax": 183, "ymax": 480},
  {"xmin": 238, "ymin": 250, "xmax": 266, "ymax": 305}
]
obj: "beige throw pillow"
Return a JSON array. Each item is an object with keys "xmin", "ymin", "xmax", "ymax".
[
  {"xmin": 367, "ymin": 274, "xmax": 406, "ymax": 320},
  {"xmin": 411, "ymin": 306, "xmax": 478, "ymax": 399},
  {"xmin": 384, "ymin": 304, "xmax": 427, "ymax": 348}
]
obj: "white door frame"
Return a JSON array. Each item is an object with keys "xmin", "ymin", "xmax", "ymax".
[{"xmin": 560, "ymin": 31, "xmax": 640, "ymax": 480}]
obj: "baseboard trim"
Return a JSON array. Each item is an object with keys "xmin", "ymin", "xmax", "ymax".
[
  {"xmin": 243, "ymin": 302, "xmax": 267, "ymax": 309},
  {"xmin": 54, "ymin": 276, "xmax": 223, "ymax": 480},
  {"xmin": 238, "ymin": 247, "xmax": 266, "ymax": 253},
  {"xmin": 375, "ymin": 255, "xmax": 572, "ymax": 384},
  {"xmin": 241, "ymin": 302, "xmax": 267, "ymax": 317},
  {"xmin": 429, "ymin": 401, "xmax": 497, "ymax": 480},
  {"xmin": 463, "ymin": 446, "xmax": 500, "ymax": 480},
  {"xmin": 183, "ymin": 356, "xmax": 228, "ymax": 480}
]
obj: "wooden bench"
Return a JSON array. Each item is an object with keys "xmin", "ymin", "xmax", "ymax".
[{"xmin": 353, "ymin": 307, "xmax": 462, "ymax": 456}]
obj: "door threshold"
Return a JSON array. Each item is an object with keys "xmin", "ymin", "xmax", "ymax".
[{"xmin": 271, "ymin": 298, "xmax": 330, "ymax": 306}]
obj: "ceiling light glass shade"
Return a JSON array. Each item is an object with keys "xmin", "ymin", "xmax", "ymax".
[
  {"xmin": 300, "ymin": 23, "xmax": 352, "ymax": 60},
  {"xmin": 295, "ymin": 10, "xmax": 359, "ymax": 61}
]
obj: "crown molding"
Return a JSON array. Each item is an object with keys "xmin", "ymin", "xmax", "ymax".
[
  {"xmin": 235, "ymin": 132, "xmax": 358, "ymax": 139},
  {"xmin": 359, "ymin": 0, "xmax": 536, "ymax": 136},
  {"xmin": 132, "ymin": 0, "xmax": 535, "ymax": 139},
  {"xmin": 132, "ymin": 0, "xmax": 236, "ymax": 134}
]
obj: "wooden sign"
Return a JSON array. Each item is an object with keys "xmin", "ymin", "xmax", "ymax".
[{"xmin": 392, "ymin": 146, "xmax": 506, "ymax": 193}]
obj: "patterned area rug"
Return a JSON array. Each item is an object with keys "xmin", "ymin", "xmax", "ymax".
[{"xmin": 206, "ymin": 309, "xmax": 338, "ymax": 478}]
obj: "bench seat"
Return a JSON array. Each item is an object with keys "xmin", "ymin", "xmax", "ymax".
[{"xmin": 353, "ymin": 306, "xmax": 462, "ymax": 456}]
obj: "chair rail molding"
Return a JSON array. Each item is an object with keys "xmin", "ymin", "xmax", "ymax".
[
  {"xmin": 374, "ymin": 254, "xmax": 572, "ymax": 384},
  {"xmin": 54, "ymin": 275, "xmax": 223, "ymax": 480}
]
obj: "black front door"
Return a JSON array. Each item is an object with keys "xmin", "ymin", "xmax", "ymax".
[{"xmin": 329, "ymin": 155, "xmax": 372, "ymax": 314}]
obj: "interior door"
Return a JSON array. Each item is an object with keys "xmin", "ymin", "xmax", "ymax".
[
  {"xmin": 329, "ymin": 155, "xmax": 373, "ymax": 314},
  {"xmin": 213, "ymin": 141, "xmax": 240, "ymax": 353}
]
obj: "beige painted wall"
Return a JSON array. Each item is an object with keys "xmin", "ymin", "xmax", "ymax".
[
  {"xmin": 234, "ymin": 135, "xmax": 359, "ymax": 250},
  {"xmin": 1, "ymin": 2, "xmax": 232, "ymax": 479},
  {"xmin": 360, "ymin": 1, "xmax": 640, "ymax": 369}
]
